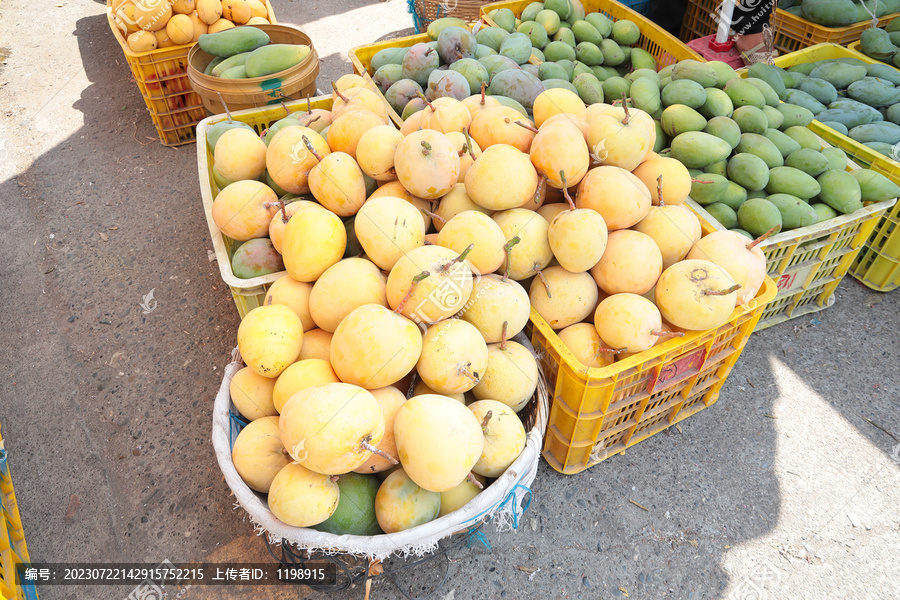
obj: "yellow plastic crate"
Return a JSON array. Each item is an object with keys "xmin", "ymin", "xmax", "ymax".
[
  {"xmin": 0, "ymin": 424, "xmax": 36, "ymax": 600},
  {"xmin": 679, "ymin": 0, "xmax": 899, "ymax": 55},
  {"xmin": 106, "ymin": 0, "xmax": 277, "ymax": 146},
  {"xmin": 537, "ymin": 250, "xmax": 777, "ymax": 475},
  {"xmin": 481, "ymin": 0, "xmax": 703, "ymax": 68},
  {"xmin": 762, "ymin": 43, "xmax": 900, "ymax": 291},
  {"xmin": 196, "ymin": 97, "xmax": 333, "ymax": 318}
]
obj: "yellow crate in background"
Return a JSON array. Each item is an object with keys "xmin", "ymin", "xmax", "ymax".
[
  {"xmin": 679, "ymin": 0, "xmax": 899, "ymax": 55},
  {"xmin": 767, "ymin": 42, "xmax": 900, "ymax": 292},
  {"xmin": 481, "ymin": 0, "xmax": 703, "ymax": 67},
  {"xmin": 196, "ymin": 97, "xmax": 333, "ymax": 318},
  {"xmin": 105, "ymin": 0, "xmax": 278, "ymax": 146},
  {"xmin": 535, "ymin": 234, "xmax": 776, "ymax": 474},
  {"xmin": 0, "ymin": 423, "xmax": 37, "ymax": 600}
]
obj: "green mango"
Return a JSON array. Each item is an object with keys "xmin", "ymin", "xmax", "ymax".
[
  {"xmin": 706, "ymin": 203, "xmax": 739, "ymax": 229},
  {"xmin": 821, "ymin": 121, "xmax": 849, "ymax": 136},
  {"xmin": 867, "ymin": 63, "xmax": 900, "ymax": 85},
  {"xmin": 815, "ymin": 107, "xmax": 873, "ymax": 129},
  {"xmin": 653, "ymin": 120, "xmax": 668, "ymax": 153},
  {"xmin": 212, "ymin": 165, "xmax": 234, "ymax": 190},
  {"xmin": 738, "ymin": 198, "xmax": 782, "ymax": 236},
  {"xmin": 572, "ymin": 73, "xmax": 604, "ymax": 103},
  {"xmin": 530, "ymin": 47, "xmax": 545, "ymax": 62},
  {"xmin": 766, "ymin": 166, "xmax": 822, "ymax": 200},
  {"xmin": 626, "ymin": 68, "xmax": 660, "ymax": 85},
  {"xmin": 571, "ymin": 19, "xmax": 603, "ymax": 44},
  {"xmin": 748, "ymin": 63, "xmax": 788, "ymax": 100},
  {"xmin": 575, "ymin": 41, "xmax": 604, "ymax": 65},
  {"xmin": 746, "ymin": 189, "xmax": 769, "ymax": 199},
  {"xmin": 733, "ymin": 105, "xmax": 769, "ymax": 134},
  {"xmin": 585, "ymin": 12, "xmax": 613, "ymax": 37},
  {"xmin": 539, "ymin": 61, "xmax": 569, "ymax": 81},
  {"xmin": 544, "ymin": 0, "xmax": 573, "ymax": 21},
  {"xmin": 848, "ymin": 121, "xmax": 900, "ymax": 144},
  {"xmin": 796, "ymin": 78, "xmax": 838, "ymax": 105},
  {"xmin": 768, "ymin": 194, "xmax": 818, "ymax": 230},
  {"xmin": 704, "ymin": 116, "xmax": 742, "ymax": 149},
  {"xmin": 262, "ymin": 116, "xmax": 301, "ymax": 145},
  {"xmin": 817, "ymin": 169, "xmax": 863, "ymax": 213},
  {"xmin": 206, "ymin": 120, "xmax": 254, "ymax": 151},
  {"xmin": 474, "ymin": 44, "xmax": 498, "ymax": 58},
  {"xmin": 847, "ymin": 78, "xmax": 900, "ymax": 108},
  {"xmin": 890, "ymin": 30, "xmax": 900, "ymax": 46},
  {"xmin": 785, "ymin": 148, "xmax": 829, "ymax": 177},
  {"xmin": 705, "ymin": 160, "xmax": 728, "ymax": 177},
  {"xmin": 784, "ymin": 89, "xmax": 827, "ymax": 115},
  {"xmin": 801, "ymin": 0, "xmax": 858, "ymax": 27},
  {"xmin": 863, "ymin": 141, "xmax": 897, "ymax": 157},
  {"xmin": 850, "ymin": 169, "xmax": 900, "ymax": 202},
  {"xmin": 542, "ymin": 78, "xmax": 579, "ymax": 93},
  {"xmin": 789, "ymin": 63, "xmax": 819, "ymax": 76},
  {"xmin": 476, "ymin": 27, "xmax": 510, "ymax": 51},
  {"xmin": 777, "ymin": 103, "xmax": 815, "ymax": 129},
  {"xmin": 727, "ymin": 153, "xmax": 770, "ymax": 191},
  {"xmin": 671, "ymin": 59, "xmax": 719, "ymax": 88},
  {"xmin": 573, "ymin": 60, "xmax": 594, "ymax": 79},
  {"xmin": 671, "ymin": 131, "xmax": 733, "ymax": 168},
  {"xmin": 489, "ymin": 8, "xmax": 518, "ymax": 32},
  {"xmin": 518, "ymin": 21, "xmax": 550, "ymax": 49},
  {"xmin": 612, "ymin": 19, "xmax": 641, "ymax": 46},
  {"xmin": 821, "ymin": 147, "xmax": 849, "ymax": 171},
  {"xmin": 732, "ymin": 228, "xmax": 754, "ymax": 238},
  {"xmin": 860, "ymin": 27, "xmax": 898, "ymax": 61},
  {"xmin": 829, "ymin": 99, "xmax": 884, "ymax": 121},
  {"xmin": 699, "ymin": 87, "xmax": 734, "ymax": 119},
  {"xmin": 630, "ymin": 77, "xmax": 661, "ymax": 117},
  {"xmin": 763, "ymin": 128, "xmax": 803, "ymax": 159},
  {"xmin": 499, "ymin": 32, "xmax": 534, "ymax": 64},
  {"xmin": 762, "ymin": 106, "xmax": 784, "ymax": 130},
  {"xmin": 198, "ymin": 26, "xmax": 270, "ymax": 58},
  {"xmin": 812, "ymin": 203, "xmax": 839, "ymax": 223},
  {"xmin": 724, "ymin": 78, "xmax": 766, "ymax": 109},
  {"xmin": 689, "ymin": 173, "xmax": 730, "ymax": 205},
  {"xmin": 553, "ymin": 26, "xmax": 576, "ymax": 46},
  {"xmin": 887, "ymin": 16, "xmax": 900, "ymax": 32},
  {"xmin": 489, "ymin": 69, "xmax": 545, "ymax": 109},
  {"xmin": 599, "ymin": 39, "xmax": 626, "ymax": 66},
  {"xmin": 784, "ymin": 126, "xmax": 822, "ymax": 150},
  {"xmin": 591, "ymin": 65, "xmax": 618, "ymax": 81},
  {"xmin": 661, "ymin": 79, "xmax": 707, "ymax": 109},
  {"xmin": 313, "ymin": 472, "xmax": 382, "ymax": 536},
  {"xmin": 780, "ymin": 70, "xmax": 805, "ymax": 88},
  {"xmin": 706, "ymin": 60, "xmax": 739, "ymax": 88},
  {"xmin": 745, "ymin": 77, "xmax": 781, "ymax": 107},
  {"xmin": 736, "ymin": 133, "xmax": 785, "ymax": 168},
  {"xmin": 536, "ymin": 9, "xmax": 562, "ymax": 35},
  {"xmin": 630, "ymin": 48, "xmax": 657, "ymax": 71},
  {"xmin": 520, "ymin": 2, "xmax": 545, "ymax": 23},
  {"xmin": 719, "ymin": 180, "xmax": 748, "ymax": 209},
  {"xmin": 601, "ymin": 76, "xmax": 631, "ymax": 101},
  {"xmin": 544, "ymin": 40, "xmax": 576, "ymax": 61},
  {"xmin": 658, "ymin": 65, "xmax": 674, "ymax": 79},
  {"xmin": 220, "ymin": 64, "xmax": 247, "ymax": 79},
  {"xmin": 478, "ymin": 54, "xmax": 520, "ymax": 79},
  {"xmin": 661, "ymin": 105, "xmax": 707, "ymax": 137},
  {"xmin": 211, "ymin": 51, "xmax": 251, "ymax": 77},
  {"xmin": 427, "ymin": 17, "xmax": 469, "ymax": 40},
  {"xmin": 809, "ymin": 62, "xmax": 868, "ymax": 89},
  {"xmin": 204, "ymin": 56, "xmax": 225, "ymax": 75},
  {"xmin": 492, "ymin": 95, "xmax": 529, "ymax": 116}
]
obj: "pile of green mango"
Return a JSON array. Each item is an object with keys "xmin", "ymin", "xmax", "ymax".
[
  {"xmin": 642, "ymin": 60, "xmax": 900, "ymax": 237},
  {"xmin": 778, "ymin": 0, "xmax": 900, "ymax": 27},
  {"xmin": 745, "ymin": 56, "xmax": 900, "ymax": 160},
  {"xmin": 200, "ymin": 26, "xmax": 312, "ymax": 80},
  {"xmin": 367, "ymin": 0, "xmax": 657, "ymax": 119}
]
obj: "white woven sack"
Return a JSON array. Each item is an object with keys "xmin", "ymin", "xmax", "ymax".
[{"xmin": 211, "ymin": 334, "xmax": 548, "ymax": 562}]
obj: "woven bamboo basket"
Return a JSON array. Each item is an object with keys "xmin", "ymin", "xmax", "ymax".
[{"xmin": 408, "ymin": 0, "xmax": 490, "ymax": 32}]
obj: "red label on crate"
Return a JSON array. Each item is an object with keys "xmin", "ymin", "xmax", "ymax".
[
  {"xmin": 775, "ymin": 265, "xmax": 814, "ymax": 295},
  {"xmin": 647, "ymin": 347, "xmax": 707, "ymax": 394}
]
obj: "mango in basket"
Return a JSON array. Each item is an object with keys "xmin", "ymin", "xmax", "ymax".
[
  {"xmin": 244, "ymin": 43, "xmax": 311, "ymax": 78},
  {"xmin": 199, "ymin": 24, "xmax": 270, "ymax": 56}
]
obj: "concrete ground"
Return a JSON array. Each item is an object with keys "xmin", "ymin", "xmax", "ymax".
[{"xmin": 0, "ymin": 0, "xmax": 898, "ymax": 599}]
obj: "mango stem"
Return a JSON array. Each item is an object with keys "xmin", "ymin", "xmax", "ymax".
[
  {"xmin": 466, "ymin": 472, "xmax": 484, "ymax": 490},
  {"xmin": 747, "ymin": 225, "xmax": 780, "ymax": 250},
  {"xmin": 515, "ymin": 120, "xmax": 539, "ymax": 133},
  {"xmin": 621, "ymin": 92, "xmax": 631, "ymax": 125},
  {"xmin": 500, "ymin": 321, "xmax": 508, "ymax": 351},
  {"xmin": 421, "ymin": 140, "xmax": 432, "ymax": 156},
  {"xmin": 302, "ymin": 135, "xmax": 322, "ymax": 162},
  {"xmin": 462, "ymin": 127, "xmax": 477, "ymax": 160},
  {"xmin": 395, "ymin": 271, "xmax": 430, "ymax": 314},
  {"xmin": 279, "ymin": 198, "xmax": 289, "ymax": 224},
  {"xmin": 423, "ymin": 208, "xmax": 447, "ymax": 224},
  {"xmin": 657, "ymin": 175, "xmax": 665, "ymax": 206},
  {"xmin": 503, "ymin": 236, "xmax": 520, "ymax": 282},
  {"xmin": 704, "ymin": 283, "xmax": 741, "ymax": 296},
  {"xmin": 416, "ymin": 91, "xmax": 435, "ymax": 112},
  {"xmin": 480, "ymin": 81, "xmax": 487, "ymax": 104},
  {"xmin": 330, "ymin": 81, "xmax": 348, "ymax": 103},
  {"xmin": 361, "ymin": 440, "xmax": 399, "ymax": 465},
  {"xmin": 560, "ymin": 171, "xmax": 576, "ymax": 210},
  {"xmin": 480, "ymin": 410, "xmax": 493, "ymax": 435},
  {"xmin": 651, "ymin": 330, "xmax": 685, "ymax": 338},
  {"xmin": 535, "ymin": 265, "xmax": 552, "ymax": 298},
  {"xmin": 690, "ymin": 178, "xmax": 714, "ymax": 184}
]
